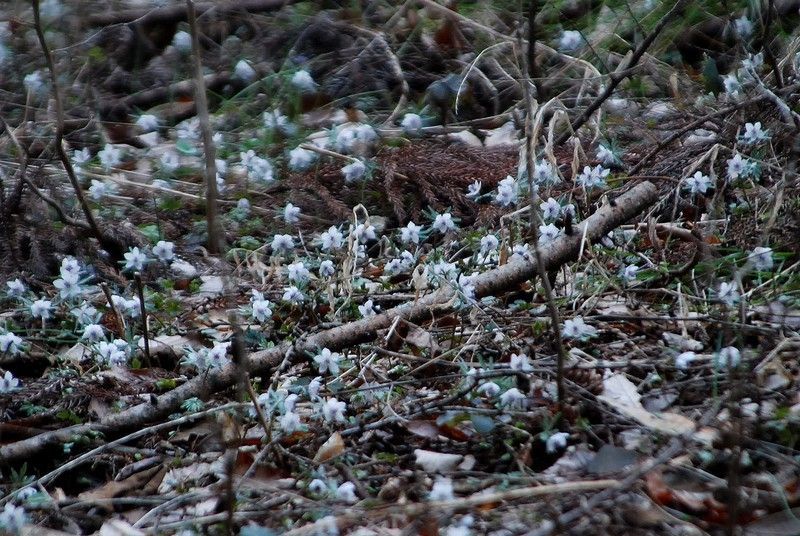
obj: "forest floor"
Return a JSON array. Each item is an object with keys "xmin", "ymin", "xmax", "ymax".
[{"xmin": 1, "ymin": 1, "xmax": 800, "ymax": 535}]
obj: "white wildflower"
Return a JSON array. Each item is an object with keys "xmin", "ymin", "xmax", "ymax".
[
  {"xmin": 319, "ymin": 226, "xmax": 344, "ymax": 251},
  {"xmin": 319, "ymin": 260, "xmax": 335, "ymax": 278},
  {"xmin": 291, "ymin": 69, "xmax": 317, "ymax": 93},
  {"xmin": 282, "ymin": 286, "xmax": 305, "ymax": 304},
  {"xmin": 271, "ymin": 234, "xmax": 295, "ymax": 254},
  {"xmin": 675, "ymin": 351, "xmax": 697, "ymax": 370},
  {"xmin": 499, "ymin": 387, "xmax": 527, "ymax": 409},
  {"xmin": 321, "ymin": 397, "xmax": 347, "ymax": 423},
  {"xmin": 288, "ymin": 147, "xmax": 316, "ymax": 171},
  {"xmin": 466, "ymin": 180, "xmax": 481, "ymax": 200},
  {"xmin": 98, "ymin": 144, "xmax": 122, "ymax": 170},
  {"xmin": 358, "ymin": 299, "xmax": 377, "ymax": 318},
  {"xmin": 152, "ymin": 241, "xmax": 175, "ymax": 262},
  {"xmin": 341, "ymin": 160, "xmax": 367, "ymax": 183},
  {"xmin": 717, "ymin": 281, "xmax": 740, "ymax": 307},
  {"xmin": 540, "ymin": 197, "xmax": 561, "ymax": 221},
  {"xmin": 401, "ymin": 113, "xmax": 423, "ymax": 134},
  {"xmin": 685, "ymin": 171, "xmax": 712, "ymax": 194},
  {"xmin": 0, "ymin": 332, "xmax": 23, "ymax": 355},
  {"xmin": 432, "ymin": 212, "xmax": 457, "ymax": 234},
  {"xmin": 336, "ymin": 482, "xmax": 358, "ymax": 503},
  {"xmin": 234, "ymin": 59, "xmax": 257, "ymax": 83},
  {"xmin": 545, "ymin": 431, "xmax": 570, "ymax": 454},
  {"xmin": 287, "ymin": 261, "xmax": 310, "ymax": 284},
  {"xmin": 283, "ymin": 203, "xmax": 301, "ymax": 225},
  {"xmin": 741, "ymin": 122, "xmax": 769, "ymax": 145},
  {"xmin": 136, "ymin": 114, "xmax": 159, "ymax": 132},
  {"xmin": 81, "ymin": 324, "xmax": 105, "ymax": 342},
  {"xmin": 538, "ymin": 223, "xmax": 561, "ymax": 246},
  {"xmin": 749, "ymin": 246, "xmax": 773, "ymax": 271},
  {"xmin": 30, "ymin": 299, "xmax": 52, "ymax": 320},
  {"xmin": 510, "ymin": 352, "xmax": 533, "ymax": 372},
  {"xmin": 400, "ymin": 221, "xmax": 422, "ymax": 244},
  {"xmin": 559, "ymin": 30, "xmax": 583, "ymax": 52},
  {"xmin": 716, "ymin": 346, "xmax": 741, "ymax": 368},
  {"xmin": 429, "ymin": 477, "xmax": 455, "ymax": 501},
  {"xmin": 123, "ymin": 247, "xmax": 148, "ymax": 272},
  {"xmin": 562, "ymin": 316, "xmax": 598, "ymax": 341}
]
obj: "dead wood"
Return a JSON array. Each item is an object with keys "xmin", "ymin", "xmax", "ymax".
[{"xmin": 85, "ymin": 0, "xmax": 299, "ymax": 27}]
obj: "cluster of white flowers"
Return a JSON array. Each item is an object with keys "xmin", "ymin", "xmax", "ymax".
[
  {"xmin": 181, "ymin": 342, "xmax": 231, "ymax": 371},
  {"xmin": 53, "ymin": 257, "xmax": 84, "ymax": 300},
  {"xmin": 384, "ymin": 251, "xmax": 415, "ymax": 276},
  {"xmin": 494, "ymin": 175, "xmax": 518, "ymax": 207},
  {"xmin": 335, "ymin": 123, "xmax": 378, "ymax": 155},
  {"xmin": 576, "ymin": 165, "xmax": 610, "ymax": 190},
  {"xmin": 0, "ymin": 502, "xmax": 27, "ymax": 534},
  {"xmin": 94, "ymin": 339, "xmax": 131, "ymax": 367},
  {"xmin": 263, "ymin": 109, "xmax": 296, "ymax": 136},
  {"xmin": 250, "ymin": 290, "xmax": 273, "ymax": 323},
  {"xmin": 288, "ymin": 147, "xmax": 317, "ymax": 171},
  {"xmin": 240, "ymin": 149, "xmax": 276, "ymax": 184},
  {"xmin": 97, "ymin": 144, "xmax": 122, "ymax": 170}
]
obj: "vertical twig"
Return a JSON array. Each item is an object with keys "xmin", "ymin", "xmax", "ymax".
[
  {"xmin": 526, "ymin": 0, "xmax": 543, "ymax": 100},
  {"xmin": 31, "ymin": 0, "xmax": 104, "ymax": 243},
  {"xmin": 134, "ymin": 272, "xmax": 153, "ymax": 368},
  {"xmin": 186, "ymin": 0, "xmax": 223, "ymax": 254},
  {"xmin": 519, "ymin": 20, "xmax": 569, "ymax": 409}
]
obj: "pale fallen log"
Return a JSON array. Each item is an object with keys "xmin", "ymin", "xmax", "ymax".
[{"xmin": 0, "ymin": 181, "xmax": 658, "ymax": 463}]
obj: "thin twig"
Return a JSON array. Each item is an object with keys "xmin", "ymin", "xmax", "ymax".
[
  {"xmin": 133, "ymin": 272, "xmax": 153, "ymax": 368},
  {"xmin": 186, "ymin": 0, "xmax": 223, "ymax": 254}
]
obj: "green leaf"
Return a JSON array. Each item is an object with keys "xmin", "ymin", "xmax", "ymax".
[{"xmin": 138, "ymin": 223, "xmax": 161, "ymax": 243}]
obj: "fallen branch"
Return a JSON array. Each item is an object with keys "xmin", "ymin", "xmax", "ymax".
[{"xmin": 0, "ymin": 181, "xmax": 658, "ymax": 463}]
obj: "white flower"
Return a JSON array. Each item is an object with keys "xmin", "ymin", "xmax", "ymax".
[
  {"xmin": 540, "ymin": 197, "xmax": 561, "ymax": 221},
  {"xmin": 136, "ymin": 114, "xmax": 159, "ymax": 132},
  {"xmin": 576, "ymin": 165, "xmax": 610, "ymax": 189},
  {"xmin": 466, "ymin": 180, "xmax": 481, "ymax": 200},
  {"xmin": 319, "ymin": 227, "xmax": 344, "ymax": 251},
  {"xmin": 71, "ymin": 301, "xmax": 98, "ymax": 325},
  {"xmin": 545, "ymin": 431, "xmax": 570, "ymax": 454},
  {"xmin": 457, "ymin": 273, "xmax": 476, "ymax": 301},
  {"xmin": 562, "ymin": 316, "xmax": 598, "ymax": 341},
  {"xmin": 287, "ymin": 261, "xmax": 311, "ymax": 284},
  {"xmin": 271, "ymin": 234, "xmax": 295, "ymax": 254},
  {"xmin": 352, "ymin": 223, "xmax": 376, "ymax": 244},
  {"xmin": 685, "ymin": 171, "xmax": 712, "ymax": 194},
  {"xmin": 207, "ymin": 342, "xmax": 230, "ymax": 366},
  {"xmin": 429, "ymin": 477, "xmax": 455, "ymax": 501},
  {"xmin": 431, "ymin": 260, "xmax": 458, "ymax": 282},
  {"xmin": 494, "ymin": 175, "xmax": 518, "ymax": 207},
  {"xmin": 0, "ymin": 502, "xmax": 27, "ymax": 532},
  {"xmin": 172, "ymin": 30, "xmax": 192, "ymax": 53},
  {"xmin": 159, "ymin": 151, "xmax": 180, "ymax": 172},
  {"xmin": 176, "ymin": 117, "xmax": 200, "ymax": 141},
  {"xmin": 336, "ymin": 482, "xmax": 358, "ymax": 503},
  {"xmin": 152, "ymin": 241, "xmax": 175, "ymax": 262},
  {"xmin": 314, "ymin": 348, "xmax": 342, "ymax": 376},
  {"xmin": 399, "ymin": 251, "xmax": 415, "ymax": 271},
  {"xmin": 308, "ymin": 376, "xmax": 323, "ymax": 401},
  {"xmin": 741, "ymin": 122, "xmax": 769, "ymax": 145},
  {"xmin": 72, "ymin": 147, "xmax": 91, "ymax": 168},
  {"xmin": 288, "ymin": 147, "xmax": 316, "ymax": 171},
  {"xmin": 54, "ymin": 272, "xmax": 82, "ymax": 299},
  {"xmin": 400, "ymin": 221, "xmax": 422, "ymax": 244},
  {"xmin": 479, "ymin": 234, "xmax": 499, "ymax": 255},
  {"xmin": 291, "ymin": 69, "xmax": 317, "ymax": 92},
  {"xmin": 533, "ymin": 160, "xmax": 558, "ymax": 185},
  {"xmin": 510, "ymin": 352, "xmax": 533, "ymax": 372},
  {"xmin": 308, "ymin": 478, "xmax": 329, "ymax": 496},
  {"xmin": 620, "ymin": 264, "xmax": 639, "ymax": 283},
  {"xmin": 88, "ymin": 179, "xmax": 114, "ymax": 201},
  {"xmin": 675, "ymin": 351, "xmax": 696, "ymax": 370},
  {"xmin": 727, "ymin": 153, "xmax": 750, "ymax": 182},
  {"xmin": 283, "ymin": 203, "xmax": 301, "ymax": 225},
  {"xmin": 0, "ymin": 332, "xmax": 23, "ymax": 354},
  {"xmin": 23, "ymin": 71, "xmax": 44, "ymax": 94},
  {"xmin": 251, "ymin": 298, "xmax": 273, "ymax": 323},
  {"xmin": 477, "ymin": 381, "xmax": 501, "ymax": 397},
  {"xmin": 500, "ymin": 387, "xmax": 527, "ymax": 409},
  {"xmin": 282, "ymin": 286, "xmax": 305, "ymax": 304},
  {"xmin": 538, "ymin": 223, "xmax": 561, "ymax": 246},
  {"xmin": 716, "ymin": 346, "xmax": 741, "ymax": 368},
  {"xmin": 335, "ymin": 123, "xmax": 377, "ymax": 155},
  {"xmin": 81, "ymin": 324, "xmax": 105, "ymax": 342},
  {"xmin": 95, "ymin": 341, "xmax": 127, "ymax": 366},
  {"xmin": 384, "ymin": 258, "xmax": 403, "ymax": 276},
  {"xmin": 750, "ymin": 246, "xmax": 773, "ymax": 271},
  {"xmin": 358, "ymin": 299, "xmax": 377, "ymax": 318},
  {"xmin": 319, "ymin": 260, "xmax": 336, "ymax": 278},
  {"xmin": 511, "ymin": 244, "xmax": 531, "ymax": 262},
  {"xmin": 321, "ymin": 397, "xmax": 347, "ymax": 423},
  {"xmin": 401, "ymin": 113, "xmax": 423, "ymax": 134},
  {"xmin": 279, "ymin": 410, "xmax": 301, "ymax": 434},
  {"xmin": 234, "ymin": 59, "xmax": 257, "ymax": 82},
  {"xmin": 341, "ymin": 160, "xmax": 366, "ymax": 183},
  {"xmin": 559, "ymin": 30, "xmax": 583, "ymax": 51},
  {"xmin": 723, "ymin": 73, "xmax": 742, "ymax": 96},
  {"xmin": 30, "ymin": 299, "xmax": 52, "ymax": 320},
  {"xmin": 432, "ymin": 212, "xmax": 457, "ymax": 234},
  {"xmin": 0, "ymin": 370, "xmax": 21, "ymax": 393},
  {"xmin": 98, "ymin": 144, "xmax": 122, "ymax": 170},
  {"xmin": 123, "ymin": 247, "xmax": 148, "ymax": 272},
  {"xmin": 596, "ymin": 144, "xmax": 618, "ymax": 166},
  {"xmin": 741, "ymin": 53, "xmax": 764, "ymax": 76},
  {"xmin": 717, "ymin": 281, "xmax": 740, "ymax": 307},
  {"xmin": 245, "ymin": 155, "xmax": 275, "ymax": 184},
  {"xmin": 263, "ymin": 109, "xmax": 295, "ymax": 135},
  {"xmin": 6, "ymin": 279, "xmax": 25, "ymax": 298},
  {"xmin": 734, "ymin": 16, "xmax": 753, "ymax": 39}
]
